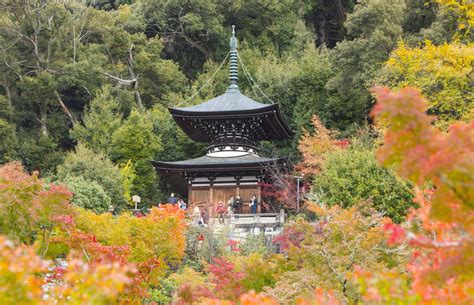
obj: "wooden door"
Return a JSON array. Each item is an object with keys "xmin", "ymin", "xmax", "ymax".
[
  {"xmin": 213, "ymin": 187, "xmax": 237, "ymax": 206},
  {"xmin": 213, "ymin": 188, "xmax": 226, "ymax": 205},
  {"xmin": 191, "ymin": 187, "xmax": 209, "ymax": 206}
]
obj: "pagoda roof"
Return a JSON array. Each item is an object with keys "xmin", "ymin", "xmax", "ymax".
[
  {"xmin": 170, "ymin": 89, "xmax": 274, "ymax": 114},
  {"xmin": 152, "ymin": 153, "xmax": 288, "ymax": 173}
]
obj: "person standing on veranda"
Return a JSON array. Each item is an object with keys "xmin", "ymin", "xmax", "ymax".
[
  {"xmin": 216, "ymin": 201, "xmax": 226, "ymax": 224},
  {"xmin": 234, "ymin": 195, "xmax": 243, "ymax": 214},
  {"xmin": 250, "ymin": 194, "xmax": 258, "ymax": 214},
  {"xmin": 227, "ymin": 195, "xmax": 235, "ymax": 214},
  {"xmin": 167, "ymin": 192, "xmax": 178, "ymax": 205},
  {"xmin": 192, "ymin": 205, "xmax": 201, "ymax": 225}
]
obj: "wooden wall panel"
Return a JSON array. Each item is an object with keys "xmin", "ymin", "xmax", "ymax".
[
  {"xmin": 191, "ymin": 187, "xmax": 209, "ymax": 206},
  {"xmin": 213, "ymin": 188, "xmax": 226, "ymax": 205}
]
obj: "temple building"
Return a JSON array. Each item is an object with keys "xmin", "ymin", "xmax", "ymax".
[{"xmin": 152, "ymin": 28, "xmax": 293, "ymax": 215}]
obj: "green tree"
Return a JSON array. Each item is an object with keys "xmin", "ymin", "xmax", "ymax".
[
  {"xmin": 402, "ymin": 0, "xmax": 438, "ymax": 42},
  {"xmin": 139, "ymin": 0, "xmax": 227, "ymax": 76},
  {"xmin": 0, "ymin": 96, "xmax": 16, "ymax": 163},
  {"xmin": 0, "ymin": 1, "xmax": 112, "ymax": 173},
  {"xmin": 130, "ymin": 37, "xmax": 188, "ymax": 108},
  {"xmin": 284, "ymin": 46, "xmax": 362, "ymax": 133},
  {"xmin": 313, "ymin": 147, "xmax": 414, "ymax": 222},
  {"xmin": 71, "ymin": 85, "xmax": 123, "ymax": 154},
  {"xmin": 110, "ymin": 109, "xmax": 163, "ymax": 201},
  {"xmin": 18, "ymin": 72, "xmax": 58, "ymax": 137},
  {"xmin": 378, "ymin": 41, "xmax": 473, "ymax": 127},
  {"xmin": 62, "ymin": 175, "xmax": 112, "ymax": 214},
  {"xmin": 15, "ymin": 135, "xmax": 64, "ymax": 175},
  {"xmin": 304, "ymin": 0, "xmax": 357, "ymax": 48},
  {"xmin": 87, "ymin": 0, "xmax": 133, "ymax": 11},
  {"xmin": 327, "ymin": 0, "xmax": 406, "ymax": 126},
  {"xmin": 148, "ymin": 105, "xmax": 205, "ymax": 162},
  {"xmin": 57, "ymin": 144, "xmax": 128, "ymax": 210},
  {"xmin": 0, "ymin": 119, "xmax": 15, "ymax": 164},
  {"xmin": 226, "ymin": 0, "xmax": 312, "ymax": 54},
  {"xmin": 99, "ymin": 5, "xmax": 188, "ymax": 109},
  {"xmin": 421, "ymin": 0, "xmax": 474, "ymax": 44}
]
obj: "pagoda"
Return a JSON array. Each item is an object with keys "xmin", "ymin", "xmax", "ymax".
[{"xmin": 152, "ymin": 27, "xmax": 293, "ymax": 215}]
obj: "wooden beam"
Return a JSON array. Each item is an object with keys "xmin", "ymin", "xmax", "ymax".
[
  {"xmin": 209, "ymin": 179, "xmax": 214, "ymax": 216},
  {"xmin": 257, "ymin": 181, "xmax": 262, "ymax": 213}
]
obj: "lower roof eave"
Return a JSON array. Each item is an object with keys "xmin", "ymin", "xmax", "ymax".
[{"xmin": 151, "ymin": 157, "xmax": 289, "ymax": 173}]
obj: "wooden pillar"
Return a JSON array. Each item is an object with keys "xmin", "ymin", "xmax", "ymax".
[
  {"xmin": 188, "ymin": 183, "xmax": 192, "ymax": 204},
  {"xmin": 257, "ymin": 183, "xmax": 262, "ymax": 213},
  {"xmin": 236, "ymin": 177, "xmax": 241, "ymax": 213},
  {"xmin": 209, "ymin": 178, "xmax": 214, "ymax": 216}
]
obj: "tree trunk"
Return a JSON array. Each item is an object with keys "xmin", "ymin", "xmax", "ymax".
[
  {"xmin": 2, "ymin": 77, "xmax": 13, "ymax": 122},
  {"xmin": 40, "ymin": 99, "xmax": 48, "ymax": 136},
  {"xmin": 56, "ymin": 91, "xmax": 77, "ymax": 124},
  {"xmin": 127, "ymin": 44, "xmax": 144, "ymax": 111}
]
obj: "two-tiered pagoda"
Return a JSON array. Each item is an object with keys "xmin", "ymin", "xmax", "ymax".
[{"xmin": 152, "ymin": 28, "xmax": 293, "ymax": 215}]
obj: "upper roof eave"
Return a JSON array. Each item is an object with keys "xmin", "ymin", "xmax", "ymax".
[{"xmin": 168, "ymin": 103, "xmax": 278, "ymax": 117}]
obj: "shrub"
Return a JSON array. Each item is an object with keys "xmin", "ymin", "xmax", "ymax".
[
  {"xmin": 313, "ymin": 147, "xmax": 414, "ymax": 222},
  {"xmin": 239, "ymin": 234, "xmax": 275, "ymax": 257},
  {"xmin": 266, "ymin": 204, "xmax": 406, "ymax": 304},
  {"xmin": 57, "ymin": 144, "xmax": 128, "ymax": 211},
  {"xmin": 62, "ymin": 175, "xmax": 111, "ymax": 213},
  {"xmin": 0, "ymin": 162, "xmax": 73, "ymax": 244}
]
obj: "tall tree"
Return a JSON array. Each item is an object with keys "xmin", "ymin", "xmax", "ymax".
[
  {"xmin": 377, "ymin": 41, "xmax": 473, "ymax": 127},
  {"xmin": 139, "ymin": 0, "xmax": 227, "ymax": 76},
  {"xmin": 357, "ymin": 87, "xmax": 474, "ymax": 305},
  {"xmin": 71, "ymin": 85, "xmax": 123, "ymax": 154},
  {"xmin": 110, "ymin": 109, "xmax": 163, "ymax": 202},
  {"xmin": 304, "ymin": 0, "xmax": 356, "ymax": 48},
  {"xmin": 327, "ymin": 0, "xmax": 406, "ymax": 124}
]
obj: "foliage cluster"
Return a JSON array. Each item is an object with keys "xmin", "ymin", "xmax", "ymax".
[
  {"xmin": 298, "ymin": 116, "xmax": 414, "ymax": 222},
  {"xmin": 354, "ymin": 87, "xmax": 474, "ymax": 304},
  {"xmin": 0, "ymin": 162, "xmax": 187, "ymax": 303},
  {"xmin": 170, "ymin": 85, "xmax": 473, "ymax": 305}
]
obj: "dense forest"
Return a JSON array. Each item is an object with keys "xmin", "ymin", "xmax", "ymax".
[
  {"xmin": 0, "ymin": 0, "xmax": 473, "ymax": 304},
  {"xmin": 1, "ymin": 0, "xmax": 471, "ymax": 205}
]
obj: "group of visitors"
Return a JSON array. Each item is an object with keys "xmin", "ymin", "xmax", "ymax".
[
  {"xmin": 167, "ymin": 192, "xmax": 259, "ymax": 226},
  {"xmin": 216, "ymin": 194, "xmax": 258, "ymax": 224},
  {"xmin": 166, "ymin": 193, "xmax": 187, "ymax": 210}
]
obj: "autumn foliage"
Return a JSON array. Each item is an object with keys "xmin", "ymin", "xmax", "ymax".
[
  {"xmin": 2, "ymin": 86, "xmax": 473, "ymax": 304},
  {"xmin": 297, "ymin": 116, "xmax": 344, "ymax": 175},
  {"xmin": 0, "ymin": 235, "xmax": 130, "ymax": 305},
  {"xmin": 0, "ymin": 162, "xmax": 187, "ymax": 304},
  {"xmin": 355, "ymin": 87, "xmax": 474, "ymax": 304},
  {"xmin": 0, "ymin": 162, "xmax": 74, "ymax": 244}
]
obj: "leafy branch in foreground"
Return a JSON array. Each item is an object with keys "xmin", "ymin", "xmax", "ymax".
[{"xmin": 355, "ymin": 87, "xmax": 474, "ymax": 304}]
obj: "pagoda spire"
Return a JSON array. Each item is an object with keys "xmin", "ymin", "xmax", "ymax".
[{"xmin": 228, "ymin": 25, "xmax": 239, "ymax": 91}]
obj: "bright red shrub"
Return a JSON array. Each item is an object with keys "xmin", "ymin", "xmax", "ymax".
[{"xmin": 208, "ymin": 257, "xmax": 245, "ymax": 301}]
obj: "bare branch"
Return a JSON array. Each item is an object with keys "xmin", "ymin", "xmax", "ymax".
[
  {"xmin": 55, "ymin": 91, "xmax": 77, "ymax": 125},
  {"xmin": 103, "ymin": 72, "xmax": 137, "ymax": 86}
]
